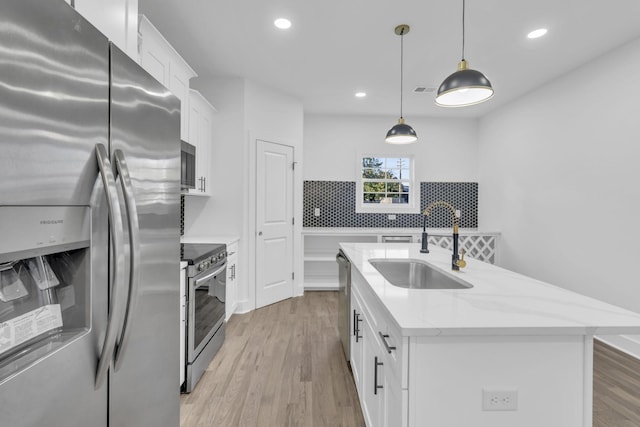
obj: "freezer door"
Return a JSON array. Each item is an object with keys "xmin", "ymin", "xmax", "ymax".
[
  {"xmin": 0, "ymin": 0, "xmax": 109, "ymax": 207},
  {"xmin": 0, "ymin": 2, "xmax": 109, "ymax": 427},
  {"xmin": 108, "ymin": 45, "xmax": 181, "ymax": 427}
]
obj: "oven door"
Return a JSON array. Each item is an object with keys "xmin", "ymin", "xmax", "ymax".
[{"xmin": 187, "ymin": 262, "xmax": 226, "ymax": 360}]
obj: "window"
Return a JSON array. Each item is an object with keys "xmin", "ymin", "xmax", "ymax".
[{"xmin": 356, "ymin": 155, "xmax": 419, "ymax": 214}]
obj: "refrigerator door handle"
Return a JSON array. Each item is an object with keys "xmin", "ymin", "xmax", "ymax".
[
  {"xmin": 112, "ymin": 149, "xmax": 141, "ymax": 371},
  {"xmin": 95, "ymin": 143, "xmax": 128, "ymax": 389}
]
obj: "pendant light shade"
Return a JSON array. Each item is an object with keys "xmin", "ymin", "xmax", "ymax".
[
  {"xmin": 386, "ymin": 117, "xmax": 418, "ymax": 144},
  {"xmin": 386, "ymin": 24, "xmax": 417, "ymax": 144},
  {"xmin": 435, "ymin": 0, "xmax": 494, "ymax": 107}
]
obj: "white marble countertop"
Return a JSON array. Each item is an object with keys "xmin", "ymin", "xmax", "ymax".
[
  {"xmin": 181, "ymin": 235, "xmax": 239, "ymax": 245},
  {"xmin": 304, "ymin": 227, "xmax": 500, "ymax": 235},
  {"xmin": 340, "ymin": 242, "xmax": 640, "ymax": 337}
]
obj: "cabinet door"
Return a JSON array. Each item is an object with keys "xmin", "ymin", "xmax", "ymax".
[
  {"xmin": 139, "ymin": 17, "xmax": 170, "ymax": 86},
  {"xmin": 225, "ymin": 259, "xmax": 236, "ymax": 320},
  {"xmin": 225, "ymin": 242, "xmax": 238, "ymax": 320},
  {"xmin": 172, "ymin": 73, "xmax": 189, "ymax": 141},
  {"xmin": 74, "ymin": 0, "xmax": 137, "ymax": 59},
  {"xmin": 350, "ymin": 292, "xmax": 364, "ymax": 394},
  {"xmin": 197, "ymin": 106, "xmax": 212, "ymax": 194},
  {"xmin": 169, "ymin": 63, "xmax": 192, "ymax": 141},
  {"xmin": 139, "ymin": 15, "xmax": 196, "ymax": 141},
  {"xmin": 187, "ymin": 90, "xmax": 215, "ymax": 196},
  {"xmin": 362, "ymin": 316, "xmax": 383, "ymax": 427},
  {"xmin": 383, "ymin": 365, "xmax": 404, "ymax": 427},
  {"xmin": 187, "ymin": 95, "xmax": 204, "ymax": 194}
]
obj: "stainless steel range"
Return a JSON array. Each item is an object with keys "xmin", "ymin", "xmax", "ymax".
[{"xmin": 181, "ymin": 243, "xmax": 227, "ymax": 393}]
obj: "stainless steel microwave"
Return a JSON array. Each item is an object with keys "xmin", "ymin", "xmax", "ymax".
[{"xmin": 181, "ymin": 141, "xmax": 196, "ymax": 191}]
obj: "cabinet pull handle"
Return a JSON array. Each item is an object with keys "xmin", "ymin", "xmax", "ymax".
[
  {"xmin": 374, "ymin": 356, "xmax": 383, "ymax": 395},
  {"xmin": 378, "ymin": 331, "xmax": 397, "ymax": 353},
  {"xmin": 353, "ymin": 309, "xmax": 357, "ymax": 336},
  {"xmin": 354, "ymin": 312, "xmax": 363, "ymax": 342}
]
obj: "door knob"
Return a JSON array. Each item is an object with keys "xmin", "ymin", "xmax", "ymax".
[{"xmin": 258, "ymin": 231, "xmax": 263, "ymax": 236}]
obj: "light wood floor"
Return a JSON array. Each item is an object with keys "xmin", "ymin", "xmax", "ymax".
[
  {"xmin": 593, "ymin": 338, "xmax": 640, "ymax": 426},
  {"xmin": 181, "ymin": 291, "xmax": 640, "ymax": 427},
  {"xmin": 180, "ymin": 291, "xmax": 364, "ymax": 427}
]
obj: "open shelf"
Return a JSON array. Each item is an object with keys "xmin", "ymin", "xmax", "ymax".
[
  {"xmin": 303, "ymin": 233, "xmax": 378, "ymax": 290},
  {"xmin": 302, "ymin": 229, "xmax": 501, "ymax": 291}
]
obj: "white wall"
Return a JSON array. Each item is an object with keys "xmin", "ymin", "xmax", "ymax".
[
  {"xmin": 184, "ymin": 77, "xmax": 245, "ymax": 238},
  {"xmin": 244, "ymin": 80, "xmax": 305, "ymax": 307},
  {"xmin": 478, "ymin": 37, "xmax": 640, "ymax": 356},
  {"xmin": 304, "ymin": 115, "xmax": 478, "ymax": 182},
  {"xmin": 184, "ymin": 77, "xmax": 304, "ymax": 313}
]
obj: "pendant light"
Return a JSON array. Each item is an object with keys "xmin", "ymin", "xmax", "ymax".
[
  {"xmin": 435, "ymin": 0, "xmax": 494, "ymax": 107},
  {"xmin": 386, "ymin": 24, "xmax": 417, "ymax": 144}
]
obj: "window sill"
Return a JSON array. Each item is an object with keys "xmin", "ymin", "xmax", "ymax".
[{"xmin": 355, "ymin": 205, "xmax": 420, "ymax": 214}]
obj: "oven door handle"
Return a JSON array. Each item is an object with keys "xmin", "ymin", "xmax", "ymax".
[{"xmin": 194, "ymin": 262, "xmax": 227, "ymax": 288}]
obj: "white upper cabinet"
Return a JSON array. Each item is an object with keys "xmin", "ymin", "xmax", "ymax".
[
  {"xmin": 70, "ymin": 0, "xmax": 139, "ymax": 61},
  {"xmin": 187, "ymin": 89, "xmax": 216, "ymax": 196},
  {"xmin": 138, "ymin": 15, "xmax": 197, "ymax": 141}
]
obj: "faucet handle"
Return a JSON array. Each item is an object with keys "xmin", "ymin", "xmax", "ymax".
[{"xmin": 456, "ymin": 249, "xmax": 467, "ymax": 269}]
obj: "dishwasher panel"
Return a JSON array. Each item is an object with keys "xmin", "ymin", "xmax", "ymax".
[{"xmin": 336, "ymin": 250, "xmax": 351, "ymax": 362}]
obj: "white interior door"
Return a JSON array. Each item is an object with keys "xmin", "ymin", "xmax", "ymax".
[{"xmin": 256, "ymin": 140, "xmax": 294, "ymax": 308}]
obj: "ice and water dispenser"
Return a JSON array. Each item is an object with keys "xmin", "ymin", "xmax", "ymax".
[{"xmin": 0, "ymin": 206, "xmax": 91, "ymax": 378}]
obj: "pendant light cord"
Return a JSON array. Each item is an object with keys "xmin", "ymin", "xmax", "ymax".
[
  {"xmin": 461, "ymin": 0, "xmax": 466, "ymax": 60},
  {"xmin": 400, "ymin": 28, "xmax": 405, "ymax": 118}
]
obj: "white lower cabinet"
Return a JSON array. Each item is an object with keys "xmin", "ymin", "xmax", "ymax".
[
  {"xmin": 361, "ymin": 316, "xmax": 382, "ymax": 426},
  {"xmin": 350, "ymin": 291, "xmax": 364, "ymax": 395},
  {"xmin": 350, "ymin": 270, "xmax": 406, "ymax": 427},
  {"xmin": 225, "ymin": 240, "xmax": 239, "ymax": 320},
  {"xmin": 383, "ymin": 364, "xmax": 405, "ymax": 427}
]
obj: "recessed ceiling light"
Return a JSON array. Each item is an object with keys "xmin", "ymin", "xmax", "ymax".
[
  {"xmin": 527, "ymin": 28, "xmax": 548, "ymax": 39},
  {"xmin": 274, "ymin": 18, "xmax": 292, "ymax": 30},
  {"xmin": 355, "ymin": 92, "xmax": 367, "ymax": 98}
]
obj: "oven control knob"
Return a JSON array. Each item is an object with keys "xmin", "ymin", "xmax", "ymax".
[
  {"xmin": 210, "ymin": 256, "xmax": 216, "ymax": 263},
  {"xmin": 198, "ymin": 262, "xmax": 204, "ymax": 272}
]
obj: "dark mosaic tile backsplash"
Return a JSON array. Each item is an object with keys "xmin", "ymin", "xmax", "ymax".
[
  {"xmin": 303, "ymin": 181, "xmax": 478, "ymax": 228},
  {"xmin": 180, "ymin": 195, "xmax": 185, "ymax": 236}
]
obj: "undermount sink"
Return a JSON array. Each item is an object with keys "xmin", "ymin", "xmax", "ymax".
[{"xmin": 368, "ymin": 258, "xmax": 473, "ymax": 290}]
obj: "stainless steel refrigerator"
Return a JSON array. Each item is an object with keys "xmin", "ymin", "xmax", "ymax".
[{"xmin": 0, "ymin": 1, "xmax": 180, "ymax": 426}]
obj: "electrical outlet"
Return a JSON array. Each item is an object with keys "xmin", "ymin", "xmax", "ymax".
[
  {"xmin": 314, "ymin": 208, "xmax": 320, "ymax": 217},
  {"xmin": 482, "ymin": 388, "xmax": 518, "ymax": 411}
]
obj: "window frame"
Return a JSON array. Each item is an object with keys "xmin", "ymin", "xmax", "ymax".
[{"xmin": 355, "ymin": 154, "xmax": 419, "ymax": 214}]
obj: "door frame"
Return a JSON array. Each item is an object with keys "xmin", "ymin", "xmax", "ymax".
[{"xmin": 245, "ymin": 133, "xmax": 303, "ymax": 313}]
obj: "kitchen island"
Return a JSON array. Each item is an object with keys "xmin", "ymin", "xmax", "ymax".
[{"xmin": 340, "ymin": 242, "xmax": 640, "ymax": 427}]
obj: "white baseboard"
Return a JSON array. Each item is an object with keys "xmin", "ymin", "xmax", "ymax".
[
  {"xmin": 235, "ymin": 299, "xmax": 254, "ymax": 314},
  {"xmin": 596, "ymin": 334, "xmax": 640, "ymax": 360}
]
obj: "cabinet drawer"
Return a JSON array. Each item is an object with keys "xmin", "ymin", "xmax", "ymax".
[{"xmin": 379, "ymin": 317, "xmax": 408, "ymax": 389}]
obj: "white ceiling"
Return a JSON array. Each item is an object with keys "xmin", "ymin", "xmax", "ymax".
[{"xmin": 139, "ymin": 0, "xmax": 640, "ymax": 118}]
